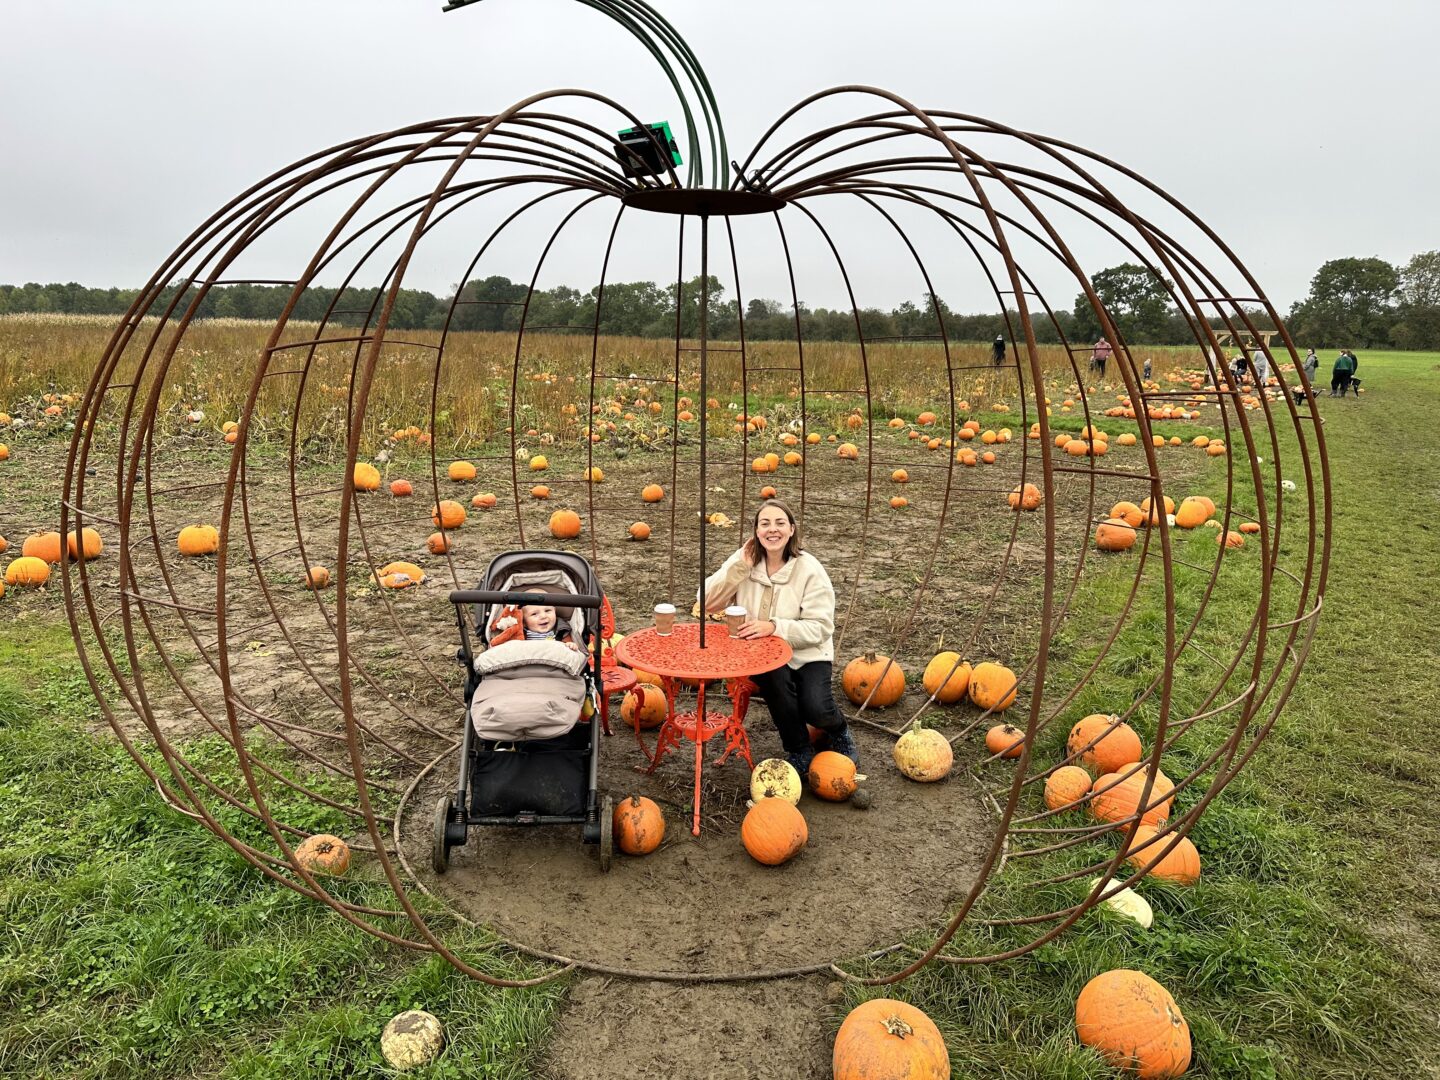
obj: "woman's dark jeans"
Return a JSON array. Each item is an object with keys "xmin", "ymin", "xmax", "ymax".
[{"xmin": 751, "ymin": 660, "xmax": 847, "ymax": 753}]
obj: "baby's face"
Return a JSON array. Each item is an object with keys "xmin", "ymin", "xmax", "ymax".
[{"xmin": 522, "ymin": 605, "xmax": 557, "ymax": 633}]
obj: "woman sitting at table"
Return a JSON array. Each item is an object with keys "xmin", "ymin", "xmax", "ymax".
[{"xmin": 701, "ymin": 498, "xmax": 859, "ymax": 772}]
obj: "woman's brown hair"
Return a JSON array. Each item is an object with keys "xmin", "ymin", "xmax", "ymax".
[{"xmin": 746, "ymin": 499, "xmax": 803, "ymax": 565}]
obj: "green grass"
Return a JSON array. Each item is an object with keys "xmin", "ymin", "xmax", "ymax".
[
  {"xmin": 839, "ymin": 351, "xmax": 1440, "ymax": 1077},
  {"xmin": 0, "ymin": 634, "xmax": 567, "ymax": 1079}
]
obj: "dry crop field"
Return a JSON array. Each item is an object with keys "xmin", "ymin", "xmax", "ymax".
[{"xmin": 1, "ymin": 317, "xmax": 1435, "ymax": 1080}]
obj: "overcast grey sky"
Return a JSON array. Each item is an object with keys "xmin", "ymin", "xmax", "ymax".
[{"xmin": 3, "ymin": 0, "xmax": 1436, "ymax": 315}]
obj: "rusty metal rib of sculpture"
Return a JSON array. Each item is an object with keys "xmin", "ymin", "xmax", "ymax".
[{"xmin": 60, "ymin": 0, "xmax": 1328, "ymax": 987}]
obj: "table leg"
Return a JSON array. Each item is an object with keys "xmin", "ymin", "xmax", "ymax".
[
  {"xmin": 692, "ymin": 680, "xmax": 706, "ymax": 836},
  {"xmin": 645, "ymin": 676, "xmax": 680, "ymax": 775}
]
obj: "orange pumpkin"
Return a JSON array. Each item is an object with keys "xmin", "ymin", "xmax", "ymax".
[
  {"xmin": 5, "ymin": 556, "xmax": 51, "ymax": 587},
  {"xmin": 585, "ymin": 466, "xmax": 605, "ymax": 483},
  {"xmin": 1075, "ymin": 969, "xmax": 1191, "ymax": 1079},
  {"xmin": 177, "ymin": 524, "xmax": 220, "ymax": 557},
  {"xmin": 472, "ymin": 491, "xmax": 498, "ymax": 509},
  {"xmin": 1109, "ymin": 501, "xmax": 1144, "ymax": 528},
  {"xmin": 889, "ymin": 496, "xmax": 909, "ymax": 509},
  {"xmin": 620, "ymin": 684, "xmax": 666, "ymax": 730},
  {"xmin": 922, "ymin": 651, "xmax": 971, "ymax": 704},
  {"xmin": 968, "ymin": 662, "xmax": 1017, "ymax": 711},
  {"xmin": 530, "ymin": 484, "xmax": 551, "ymax": 499},
  {"xmin": 1124, "ymin": 825, "xmax": 1201, "ymax": 885},
  {"xmin": 529, "ymin": 454, "xmax": 549, "ymax": 471},
  {"xmin": 837, "ymin": 442, "xmax": 860, "ymax": 460},
  {"xmin": 641, "ymin": 483, "xmax": 665, "ymax": 502},
  {"xmin": 833, "ymin": 998, "xmax": 950, "ymax": 1080},
  {"xmin": 65, "ymin": 527, "xmax": 103, "ymax": 561},
  {"xmin": 1173, "ymin": 497, "xmax": 1210, "ymax": 529},
  {"xmin": 374, "ymin": 560, "xmax": 424, "ymax": 589},
  {"xmin": 352, "ymin": 462, "xmax": 381, "ymax": 491},
  {"xmin": 984, "ymin": 723, "xmax": 1025, "ymax": 759},
  {"xmin": 917, "ymin": 411, "xmax": 937, "ymax": 426},
  {"xmin": 1066, "ymin": 714, "xmax": 1143, "ymax": 775},
  {"xmin": 759, "ymin": 485, "xmax": 778, "ymax": 499},
  {"xmin": 807, "ymin": 750, "xmax": 859, "ymax": 801},
  {"xmin": 432, "ymin": 500, "xmax": 466, "ymax": 530},
  {"xmin": 1218, "ymin": 530, "xmax": 1245, "ymax": 549},
  {"xmin": 740, "ymin": 798, "xmax": 808, "ymax": 865},
  {"xmin": 305, "ymin": 566, "xmax": 330, "ymax": 589},
  {"xmin": 1238, "ymin": 521, "xmax": 1261, "ymax": 535},
  {"xmin": 628, "ymin": 521, "xmax": 651, "ymax": 541},
  {"xmin": 548, "ymin": 509, "xmax": 582, "ymax": 539},
  {"xmin": 891, "ymin": 468, "xmax": 910, "ymax": 483},
  {"xmin": 1090, "ymin": 768, "xmax": 1175, "ymax": 825},
  {"xmin": 447, "ymin": 460, "xmax": 477, "ymax": 481},
  {"xmin": 1007, "ymin": 482, "xmax": 1042, "ymax": 510},
  {"xmin": 294, "ymin": 833, "xmax": 351, "ymax": 875},
  {"xmin": 1044, "ymin": 766, "xmax": 1093, "ymax": 811},
  {"xmin": 1096, "ymin": 518, "xmax": 1138, "ymax": 552},
  {"xmin": 22, "ymin": 532, "xmax": 63, "ymax": 564},
  {"xmin": 842, "ymin": 652, "xmax": 905, "ymax": 707},
  {"xmin": 388, "ymin": 478, "xmax": 413, "ymax": 497},
  {"xmin": 426, "ymin": 531, "xmax": 453, "ymax": 555},
  {"xmin": 613, "ymin": 795, "xmax": 665, "ymax": 855}
]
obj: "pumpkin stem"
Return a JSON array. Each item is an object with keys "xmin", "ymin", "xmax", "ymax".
[
  {"xmin": 628, "ymin": 795, "xmax": 643, "ymax": 808},
  {"xmin": 864, "ymin": 651, "xmax": 878, "ymax": 663},
  {"xmin": 881, "ymin": 1015, "xmax": 915, "ymax": 1039}
]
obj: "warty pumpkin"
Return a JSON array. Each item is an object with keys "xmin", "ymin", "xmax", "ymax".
[
  {"xmin": 740, "ymin": 797, "xmax": 808, "ymax": 865},
  {"xmin": 893, "ymin": 725, "xmax": 953, "ymax": 782},
  {"xmin": 1075, "ymin": 969, "xmax": 1191, "ymax": 1079},
  {"xmin": 842, "ymin": 652, "xmax": 905, "ymax": 707},
  {"xmin": 833, "ymin": 998, "xmax": 950, "ymax": 1080},
  {"xmin": 750, "ymin": 758, "xmax": 803, "ymax": 805},
  {"xmin": 612, "ymin": 795, "xmax": 664, "ymax": 855}
]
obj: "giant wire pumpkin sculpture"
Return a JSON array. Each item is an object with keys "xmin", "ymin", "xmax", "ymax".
[{"xmin": 60, "ymin": 0, "xmax": 1330, "ymax": 987}]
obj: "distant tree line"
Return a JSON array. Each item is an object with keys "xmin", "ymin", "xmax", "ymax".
[{"xmin": 4, "ymin": 249, "xmax": 1436, "ymax": 348}]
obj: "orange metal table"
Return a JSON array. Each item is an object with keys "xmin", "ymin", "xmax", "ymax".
[{"xmin": 612, "ymin": 623, "xmax": 791, "ymax": 835}]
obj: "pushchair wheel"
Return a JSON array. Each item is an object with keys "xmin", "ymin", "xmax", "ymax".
[
  {"xmin": 598, "ymin": 794, "xmax": 614, "ymax": 873},
  {"xmin": 432, "ymin": 795, "xmax": 461, "ymax": 874}
]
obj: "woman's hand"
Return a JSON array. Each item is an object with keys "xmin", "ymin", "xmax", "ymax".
[{"xmin": 736, "ymin": 619, "xmax": 775, "ymax": 640}]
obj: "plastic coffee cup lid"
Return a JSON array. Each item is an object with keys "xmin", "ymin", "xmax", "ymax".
[
  {"xmin": 724, "ymin": 605, "xmax": 746, "ymax": 616},
  {"xmin": 654, "ymin": 602, "xmax": 676, "ymax": 614}
]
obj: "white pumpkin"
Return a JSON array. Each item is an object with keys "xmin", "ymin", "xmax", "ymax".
[
  {"xmin": 750, "ymin": 758, "xmax": 802, "ymax": 805},
  {"xmin": 1088, "ymin": 877, "xmax": 1154, "ymax": 929}
]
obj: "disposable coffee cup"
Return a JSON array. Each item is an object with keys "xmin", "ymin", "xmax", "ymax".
[
  {"xmin": 654, "ymin": 602, "xmax": 676, "ymax": 636},
  {"xmin": 724, "ymin": 605, "xmax": 747, "ymax": 637}
]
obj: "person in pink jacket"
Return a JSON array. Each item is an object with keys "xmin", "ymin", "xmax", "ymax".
[{"xmin": 702, "ymin": 499, "xmax": 859, "ymax": 771}]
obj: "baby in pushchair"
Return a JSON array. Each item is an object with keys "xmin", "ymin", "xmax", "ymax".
[{"xmin": 432, "ymin": 551, "xmax": 614, "ymax": 873}]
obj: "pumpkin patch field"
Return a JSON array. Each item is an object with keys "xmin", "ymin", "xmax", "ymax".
[{"xmin": 1, "ymin": 323, "xmax": 1437, "ymax": 1080}]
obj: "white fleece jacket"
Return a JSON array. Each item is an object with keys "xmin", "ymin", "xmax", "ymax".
[{"xmin": 700, "ymin": 547, "xmax": 836, "ymax": 669}]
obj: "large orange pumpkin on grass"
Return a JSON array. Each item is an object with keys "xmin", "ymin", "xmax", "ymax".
[
  {"xmin": 1095, "ymin": 518, "xmax": 1138, "ymax": 552},
  {"xmin": 612, "ymin": 795, "xmax": 665, "ymax": 855},
  {"xmin": 842, "ymin": 652, "xmax": 905, "ymax": 707},
  {"xmin": 740, "ymin": 797, "xmax": 808, "ymax": 865},
  {"xmin": 1089, "ymin": 767, "xmax": 1175, "ymax": 825},
  {"xmin": 833, "ymin": 998, "xmax": 951, "ymax": 1080},
  {"xmin": 1066, "ymin": 713, "xmax": 1143, "ymax": 774},
  {"xmin": 1044, "ymin": 765, "xmax": 1093, "ymax": 811},
  {"xmin": 921, "ymin": 651, "xmax": 970, "ymax": 704},
  {"xmin": 5, "ymin": 556, "xmax": 51, "ymax": 587},
  {"xmin": 968, "ymin": 662, "xmax": 1017, "ymax": 711},
  {"xmin": 1124, "ymin": 824, "xmax": 1200, "ymax": 884},
  {"xmin": 1075, "ymin": 969, "xmax": 1191, "ymax": 1079}
]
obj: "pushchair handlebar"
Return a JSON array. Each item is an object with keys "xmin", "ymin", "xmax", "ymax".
[{"xmin": 448, "ymin": 589, "xmax": 603, "ymax": 610}]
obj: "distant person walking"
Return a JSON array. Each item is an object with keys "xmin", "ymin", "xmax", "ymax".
[
  {"xmin": 1330, "ymin": 349, "xmax": 1355, "ymax": 397},
  {"xmin": 992, "ymin": 334, "xmax": 1006, "ymax": 367},
  {"xmin": 1253, "ymin": 349, "xmax": 1270, "ymax": 389},
  {"xmin": 1089, "ymin": 338, "xmax": 1112, "ymax": 378},
  {"xmin": 1143, "ymin": 357, "xmax": 1153, "ymax": 381}
]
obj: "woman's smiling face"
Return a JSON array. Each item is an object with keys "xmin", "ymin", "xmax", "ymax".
[{"xmin": 754, "ymin": 504, "xmax": 794, "ymax": 556}]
